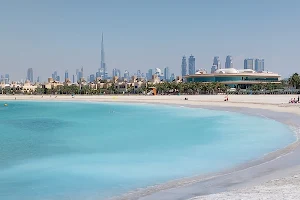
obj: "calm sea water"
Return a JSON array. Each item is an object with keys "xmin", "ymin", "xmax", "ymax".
[{"xmin": 0, "ymin": 101, "xmax": 296, "ymax": 200}]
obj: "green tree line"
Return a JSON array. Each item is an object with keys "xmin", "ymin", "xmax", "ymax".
[{"xmin": 1, "ymin": 73, "xmax": 299, "ymax": 95}]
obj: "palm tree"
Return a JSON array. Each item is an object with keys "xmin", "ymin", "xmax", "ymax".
[{"xmin": 289, "ymin": 73, "xmax": 300, "ymax": 89}]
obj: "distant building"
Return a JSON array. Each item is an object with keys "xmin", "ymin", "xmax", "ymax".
[
  {"xmin": 112, "ymin": 68, "xmax": 121, "ymax": 77},
  {"xmin": 164, "ymin": 67, "xmax": 170, "ymax": 81},
  {"xmin": 100, "ymin": 33, "xmax": 107, "ymax": 79},
  {"xmin": 124, "ymin": 70, "xmax": 130, "ymax": 79},
  {"xmin": 137, "ymin": 70, "xmax": 141, "ymax": 78},
  {"xmin": 213, "ymin": 56, "xmax": 221, "ymax": 69},
  {"xmin": 80, "ymin": 67, "xmax": 84, "ymax": 78},
  {"xmin": 154, "ymin": 68, "xmax": 162, "ymax": 77},
  {"xmin": 188, "ymin": 55, "xmax": 196, "ymax": 75},
  {"xmin": 255, "ymin": 59, "xmax": 265, "ymax": 72},
  {"xmin": 181, "ymin": 56, "xmax": 187, "ymax": 77},
  {"xmin": 72, "ymin": 75, "xmax": 75, "ymax": 83},
  {"xmin": 4, "ymin": 74, "xmax": 9, "ymax": 84},
  {"xmin": 170, "ymin": 73, "xmax": 175, "ymax": 81},
  {"xmin": 27, "ymin": 68, "xmax": 34, "ymax": 83},
  {"xmin": 146, "ymin": 69, "xmax": 153, "ymax": 80},
  {"xmin": 225, "ymin": 56, "xmax": 233, "ymax": 68},
  {"xmin": 52, "ymin": 71, "xmax": 58, "ymax": 81},
  {"xmin": 0, "ymin": 75, "xmax": 4, "ymax": 83},
  {"xmin": 186, "ymin": 68, "xmax": 281, "ymax": 89},
  {"xmin": 211, "ymin": 65, "xmax": 218, "ymax": 73},
  {"xmin": 65, "ymin": 70, "xmax": 69, "ymax": 80},
  {"xmin": 244, "ymin": 59, "xmax": 255, "ymax": 70},
  {"xmin": 90, "ymin": 74, "xmax": 95, "ymax": 82},
  {"xmin": 96, "ymin": 71, "xmax": 101, "ymax": 78}
]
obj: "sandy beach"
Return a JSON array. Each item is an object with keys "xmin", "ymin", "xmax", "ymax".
[{"xmin": 1, "ymin": 94, "xmax": 300, "ymax": 200}]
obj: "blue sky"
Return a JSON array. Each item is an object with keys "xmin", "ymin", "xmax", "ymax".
[{"xmin": 0, "ymin": 0, "xmax": 299, "ymax": 81}]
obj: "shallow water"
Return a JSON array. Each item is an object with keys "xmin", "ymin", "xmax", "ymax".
[{"xmin": 0, "ymin": 101, "xmax": 296, "ymax": 200}]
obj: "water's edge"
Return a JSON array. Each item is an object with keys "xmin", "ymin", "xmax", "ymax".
[
  {"xmin": 108, "ymin": 102, "xmax": 300, "ymax": 200},
  {"xmin": 1, "ymin": 100, "xmax": 299, "ymax": 200}
]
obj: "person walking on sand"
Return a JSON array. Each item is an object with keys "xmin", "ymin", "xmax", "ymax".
[
  {"xmin": 298, "ymin": 96, "xmax": 299, "ymax": 103},
  {"xmin": 224, "ymin": 95, "xmax": 228, "ymax": 101}
]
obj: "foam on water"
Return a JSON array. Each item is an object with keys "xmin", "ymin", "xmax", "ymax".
[{"xmin": 0, "ymin": 101, "xmax": 296, "ymax": 200}]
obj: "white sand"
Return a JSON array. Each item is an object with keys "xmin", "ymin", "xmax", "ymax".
[
  {"xmin": 1, "ymin": 94, "xmax": 300, "ymax": 200},
  {"xmin": 190, "ymin": 174, "xmax": 300, "ymax": 200},
  {"xmin": 1, "ymin": 94, "xmax": 299, "ymax": 115}
]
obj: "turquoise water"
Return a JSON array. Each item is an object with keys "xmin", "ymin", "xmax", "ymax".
[{"xmin": 0, "ymin": 101, "xmax": 296, "ymax": 200}]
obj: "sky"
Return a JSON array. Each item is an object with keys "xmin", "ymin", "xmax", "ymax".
[{"xmin": 0, "ymin": 0, "xmax": 300, "ymax": 81}]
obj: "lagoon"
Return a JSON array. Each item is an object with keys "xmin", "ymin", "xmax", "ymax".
[{"xmin": 0, "ymin": 101, "xmax": 296, "ymax": 200}]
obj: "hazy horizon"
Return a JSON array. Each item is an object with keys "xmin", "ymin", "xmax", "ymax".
[{"xmin": 1, "ymin": 0, "xmax": 300, "ymax": 81}]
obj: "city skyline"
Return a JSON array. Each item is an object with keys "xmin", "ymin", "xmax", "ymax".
[
  {"xmin": 1, "ymin": 1, "xmax": 300, "ymax": 80},
  {"xmin": 1, "ymin": 53, "xmax": 267, "ymax": 83}
]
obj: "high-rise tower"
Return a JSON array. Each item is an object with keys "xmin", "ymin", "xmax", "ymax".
[
  {"xmin": 100, "ymin": 33, "xmax": 107, "ymax": 79},
  {"xmin": 65, "ymin": 70, "xmax": 69, "ymax": 80},
  {"xmin": 255, "ymin": 59, "xmax": 265, "ymax": 72},
  {"xmin": 188, "ymin": 55, "xmax": 196, "ymax": 75},
  {"xmin": 27, "ymin": 68, "xmax": 33, "ymax": 83},
  {"xmin": 164, "ymin": 67, "xmax": 170, "ymax": 81},
  {"xmin": 213, "ymin": 56, "xmax": 221, "ymax": 69},
  {"xmin": 181, "ymin": 56, "xmax": 187, "ymax": 77},
  {"xmin": 225, "ymin": 56, "xmax": 233, "ymax": 68},
  {"xmin": 244, "ymin": 59, "xmax": 255, "ymax": 70}
]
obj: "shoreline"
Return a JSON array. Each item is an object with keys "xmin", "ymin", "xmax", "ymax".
[
  {"xmin": 1, "ymin": 95, "xmax": 300, "ymax": 200},
  {"xmin": 111, "ymin": 105, "xmax": 300, "ymax": 200}
]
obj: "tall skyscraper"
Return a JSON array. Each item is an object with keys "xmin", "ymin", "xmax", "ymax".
[
  {"xmin": 27, "ymin": 68, "xmax": 33, "ymax": 83},
  {"xmin": 100, "ymin": 33, "xmax": 107, "ymax": 79},
  {"xmin": 181, "ymin": 56, "xmax": 187, "ymax": 77},
  {"xmin": 147, "ymin": 69, "xmax": 153, "ymax": 80},
  {"xmin": 225, "ymin": 56, "xmax": 233, "ymax": 68},
  {"xmin": 90, "ymin": 74, "xmax": 95, "ymax": 82},
  {"xmin": 255, "ymin": 59, "xmax": 265, "ymax": 72},
  {"xmin": 80, "ymin": 67, "xmax": 84, "ymax": 78},
  {"xmin": 96, "ymin": 71, "xmax": 100, "ymax": 78},
  {"xmin": 211, "ymin": 65, "xmax": 217, "ymax": 73},
  {"xmin": 244, "ymin": 59, "xmax": 255, "ymax": 70},
  {"xmin": 124, "ymin": 70, "xmax": 130, "ymax": 79},
  {"xmin": 188, "ymin": 55, "xmax": 196, "ymax": 75},
  {"xmin": 170, "ymin": 73, "xmax": 175, "ymax": 81},
  {"xmin": 52, "ymin": 71, "xmax": 58, "ymax": 81},
  {"xmin": 65, "ymin": 70, "xmax": 69, "ymax": 80},
  {"xmin": 164, "ymin": 67, "xmax": 170, "ymax": 81},
  {"xmin": 213, "ymin": 56, "xmax": 221, "ymax": 69},
  {"xmin": 112, "ymin": 68, "xmax": 121, "ymax": 77},
  {"xmin": 75, "ymin": 68, "xmax": 83, "ymax": 82},
  {"xmin": 4, "ymin": 74, "xmax": 9, "ymax": 84},
  {"xmin": 137, "ymin": 70, "xmax": 141, "ymax": 78}
]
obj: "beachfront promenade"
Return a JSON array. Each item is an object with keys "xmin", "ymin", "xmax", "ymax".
[{"xmin": 1, "ymin": 94, "xmax": 300, "ymax": 200}]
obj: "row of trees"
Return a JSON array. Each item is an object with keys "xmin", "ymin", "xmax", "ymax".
[
  {"xmin": 1, "ymin": 73, "xmax": 299, "ymax": 95},
  {"xmin": 1, "ymin": 82, "xmax": 297, "ymax": 95}
]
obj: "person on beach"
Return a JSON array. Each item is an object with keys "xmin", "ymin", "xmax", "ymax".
[
  {"xmin": 224, "ymin": 95, "xmax": 228, "ymax": 101},
  {"xmin": 298, "ymin": 96, "xmax": 299, "ymax": 103}
]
